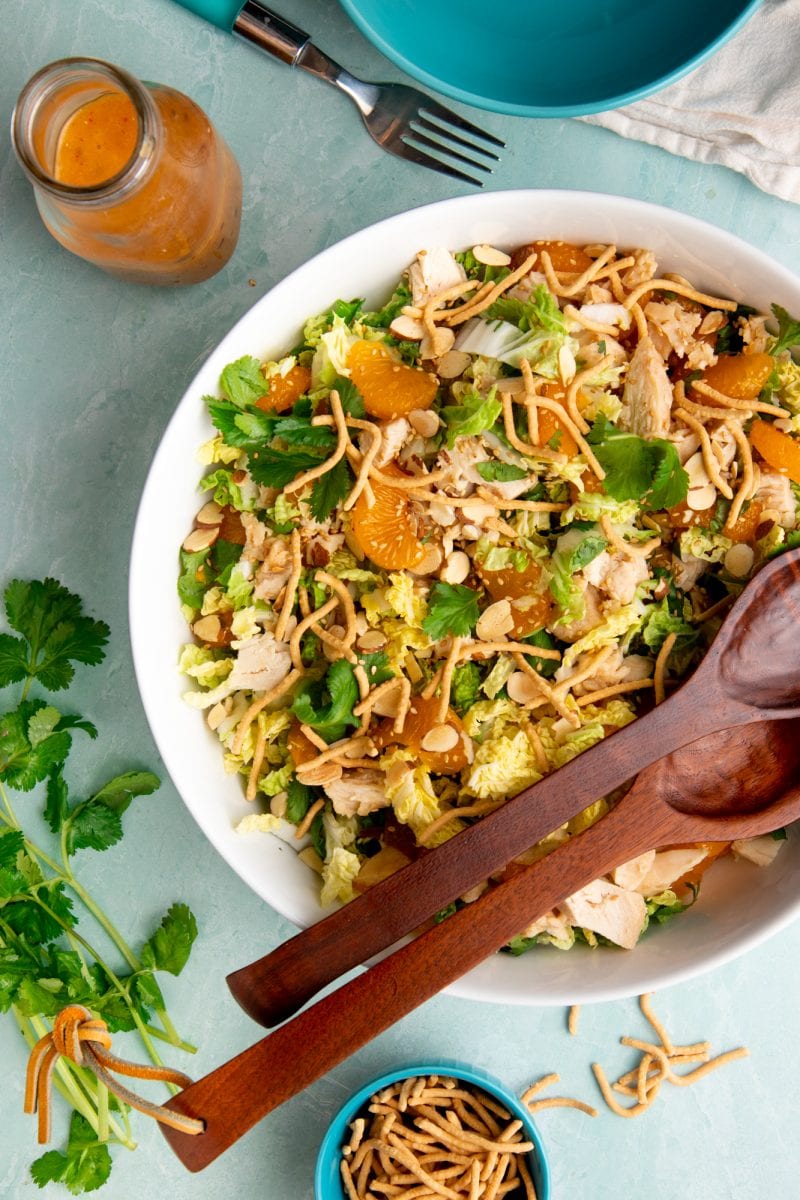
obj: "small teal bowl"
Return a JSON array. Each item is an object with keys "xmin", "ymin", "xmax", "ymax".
[
  {"xmin": 337, "ymin": 0, "xmax": 762, "ymax": 118},
  {"xmin": 315, "ymin": 1061, "xmax": 550, "ymax": 1199}
]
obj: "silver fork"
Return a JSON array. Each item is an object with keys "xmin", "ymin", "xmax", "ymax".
[{"xmin": 232, "ymin": 0, "xmax": 505, "ymax": 186}]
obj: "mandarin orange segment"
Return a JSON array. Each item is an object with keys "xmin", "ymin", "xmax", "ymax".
[
  {"xmin": 348, "ymin": 339, "xmax": 437, "ymax": 419},
  {"xmin": 534, "ymin": 382, "xmax": 578, "ymax": 456},
  {"xmin": 349, "ymin": 462, "xmax": 426, "ymax": 570},
  {"xmin": 256, "ymin": 363, "xmax": 312, "ymax": 413},
  {"xmin": 511, "ymin": 240, "xmax": 594, "ymax": 275},
  {"xmin": 375, "ymin": 694, "xmax": 469, "ymax": 775},
  {"xmin": 287, "ymin": 720, "xmax": 319, "ymax": 767},
  {"xmin": 476, "ymin": 557, "xmax": 554, "ymax": 637},
  {"xmin": 701, "ymin": 352, "xmax": 774, "ymax": 401},
  {"xmin": 749, "ymin": 419, "xmax": 800, "ymax": 484},
  {"xmin": 725, "ymin": 501, "xmax": 762, "ymax": 543}
]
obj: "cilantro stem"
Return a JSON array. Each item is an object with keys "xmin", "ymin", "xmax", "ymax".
[
  {"xmin": 0, "ymin": 786, "xmax": 190, "ymax": 1052},
  {"xmin": 96, "ymin": 1081, "xmax": 110, "ymax": 1143},
  {"xmin": 30, "ymin": 894, "xmax": 178, "ymax": 1089}
]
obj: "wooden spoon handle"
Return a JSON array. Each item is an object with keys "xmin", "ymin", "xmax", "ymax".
[
  {"xmin": 227, "ymin": 684, "xmax": 744, "ymax": 1027},
  {"xmin": 161, "ymin": 790, "xmax": 683, "ymax": 1172}
]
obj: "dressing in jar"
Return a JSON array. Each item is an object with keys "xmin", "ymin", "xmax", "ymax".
[{"xmin": 12, "ymin": 57, "xmax": 242, "ymax": 285}]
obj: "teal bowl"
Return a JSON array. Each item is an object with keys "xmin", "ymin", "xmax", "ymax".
[
  {"xmin": 315, "ymin": 1061, "xmax": 550, "ymax": 1199},
  {"xmin": 337, "ymin": 0, "xmax": 762, "ymax": 117}
]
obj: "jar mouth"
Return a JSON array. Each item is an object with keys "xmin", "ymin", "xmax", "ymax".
[{"xmin": 11, "ymin": 56, "xmax": 156, "ymax": 200}]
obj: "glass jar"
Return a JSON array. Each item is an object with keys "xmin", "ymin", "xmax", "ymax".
[{"xmin": 11, "ymin": 57, "xmax": 242, "ymax": 285}]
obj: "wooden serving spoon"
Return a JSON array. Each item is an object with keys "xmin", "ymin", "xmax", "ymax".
[
  {"xmin": 158, "ymin": 733, "xmax": 800, "ymax": 1171},
  {"xmin": 227, "ymin": 546, "xmax": 800, "ymax": 1029}
]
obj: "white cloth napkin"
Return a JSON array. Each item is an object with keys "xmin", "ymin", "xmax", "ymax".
[{"xmin": 580, "ymin": 0, "xmax": 800, "ymax": 204}]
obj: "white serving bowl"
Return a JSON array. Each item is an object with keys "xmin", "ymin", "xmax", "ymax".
[{"xmin": 130, "ymin": 190, "xmax": 800, "ymax": 1006}]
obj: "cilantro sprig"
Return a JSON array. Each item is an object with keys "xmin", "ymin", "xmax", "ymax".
[
  {"xmin": 770, "ymin": 303, "xmax": 800, "ymax": 357},
  {"xmin": 586, "ymin": 415, "xmax": 689, "ymax": 511},
  {"xmin": 0, "ymin": 580, "xmax": 198, "ymax": 1194},
  {"xmin": 422, "ymin": 583, "xmax": 481, "ymax": 640}
]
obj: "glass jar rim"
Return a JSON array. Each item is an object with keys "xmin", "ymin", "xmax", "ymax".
[{"xmin": 11, "ymin": 56, "xmax": 157, "ymax": 201}]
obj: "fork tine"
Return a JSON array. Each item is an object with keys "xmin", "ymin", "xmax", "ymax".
[
  {"xmin": 414, "ymin": 115, "xmax": 501, "ymax": 162},
  {"xmin": 396, "ymin": 140, "xmax": 485, "ymax": 187},
  {"xmin": 418, "ymin": 103, "xmax": 506, "ymax": 148},
  {"xmin": 405, "ymin": 130, "xmax": 494, "ymax": 177}
]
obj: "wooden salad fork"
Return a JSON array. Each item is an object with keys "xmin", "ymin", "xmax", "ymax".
[
  {"xmin": 227, "ymin": 547, "xmax": 800, "ymax": 1029},
  {"xmin": 159, "ymin": 712, "xmax": 800, "ymax": 1171}
]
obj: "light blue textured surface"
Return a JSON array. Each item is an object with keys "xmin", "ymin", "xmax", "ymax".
[{"xmin": 1, "ymin": 3, "xmax": 799, "ymax": 1198}]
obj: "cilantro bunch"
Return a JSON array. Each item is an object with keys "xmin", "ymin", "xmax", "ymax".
[{"xmin": 0, "ymin": 580, "xmax": 198, "ymax": 1194}]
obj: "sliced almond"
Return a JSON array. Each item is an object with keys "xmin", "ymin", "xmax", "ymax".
[
  {"xmin": 494, "ymin": 376, "xmax": 526, "ymax": 394},
  {"xmin": 195, "ymin": 500, "xmax": 224, "ymax": 527},
  {"xmin": 408, "ymin": 408, "xmax": 440, "ymax": 438},
  {"xmin": 476, "ymin": 599, "xmax": 514, "ymax": 641},
  {"xmin": 429, "ymin": 326, "xmax": 455, "ymax": 358},
  {"xmin": 420, "ymin": 723, "xmax": 459, "ymax": 753},
  {"xmin": 437, "ymin": 349, "xmax": 471, "ymax": 380},
  {"xmin": 459, "ymin": 499, "xmax": 495, "ymax": 524},
  {"xmin": 390, "ymin": 313, "xmax": 425, "ymax": 340},
  {"xmin": 322, "ymin": 624, "xmax": 346, "ymax": 661},
  {"xmin": 685, "ymin": 451, "xmax": 711, "ymax": 489},
  {"xmin": 297, "ymin": 761, "xmax": 343, "ymax": 787},
  {"xmin": 270, "ymin": 791, "xmax": 288, "ymax": 819},
  {"xmin": 357, "ymin": 629, "xmax": 388, "ymax": 652},
  {"xmin": 411, "ymin": 543, "xmax": 443, "ymax": 576},
  {"xmin": 440, "ymin": 550, "xmax": 471, "ymax": 585},
  {"xmin": 182, "ymin": 526, "xmax": 219, "ymax": 553},
  {"xmin": 472, "ymin": 244, "xmax": 511, "ymax": 267},
  {"xmin": 724, "ymin": 543, "xmax": 754, "ymax": 578},
  {"xmin": 558, "ymin": 344, "xmax": 577, "ymax": 385},
  {"xmin": 507, "ymin": 671, "xmax": 542, "ymax": 705},
  {"xmin": 206, "ymin": 701, "xmax": 228, "ymax": 731},
  {"xmin": 298, "ymin": 846, "xmax": 324, "ymax": 873},
  {"xmin": 192, "ymin": 614, "xmax": 224, "ymax": 645},
  {"xmin": 687, "ymin": 482, "xmax": 716, "ymax": 511}
]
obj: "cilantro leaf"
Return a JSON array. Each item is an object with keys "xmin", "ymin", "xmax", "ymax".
[
  {"xmin": 310, "ymin": 458, "xmax": 353, "ymax": 522},
  {"xmin": 220, "ymin": 356, "xmax": 268, "ymax": 407},
  {"xmin": 206, "ymin": 398, "xmax": 262, "ymax": 447},
  {"xmin": 0, "ymin": 701, "xmax": 72, "ymax": 791},
  {"xmin": 3, "ymin": 579, "xmax": 109, "ymax": 691},
  {"xmin": 358, "ymin": 650, "xmax": 394, "ymax": 686},
  {"xmin": 522, "ymin": 629, "xmax": 560, "ymax": 679},
  {"xmin": 0, "ymin": 829, "xmax": 25, "ymax": 868},
  {"xmin": 285, "ymin": 778, "xmax": 313, "ymax": 824},
  {"xmin": 771, "ymin": 303, "xmax": 800, "ymax": 357},
  {"xmin": 177, "ymin": 547, "xmax": 210, "ymax": 609},
  {"xmin": 31, "ymin": 1112, "xmax": 112, "ymax": 1194},
  {"xmin": 130, "ymin": 969, "xmax": 166, "ymax": 1016},
  {"xmin": 586, "ymin": 416, "xmax": 689, "ymax": 510},
  {"xmin": 476, "ymin": 462, "xmax": 528, "ymax": 483},
  {"xmin": 5, "ymin": 882, "xmax": 76, "ymax": 944},
  {"xmin": 89, "ymin": 771, "xmax": 160, "ymax": 813},
  {"xmin": 0, "ymin": 633, "xmax": 28, "ymax": 687},
  {"xmin": 331, "ymin": 375, "xmax": 366, "ymax": 417},
  {"xmin": 422, "ymin": 583, "xmax": 480, "ymax": 640},
  {"xmin": 441, "ymin": 389, "xmax": 502, "ymax": 448},
  {"xmin": 44, "ymin": 766, "xmax": 70, "ymax": 832},
  {"xmin": 272, "ymin": 415, "xmax": 337, "ymax": 449},
  {"xmin": 292, "ymin": 660, "xmax": 360, "ymax": 743},
  {"xmin": 65, "ymin": 804, "xmax": 123, "ymax": 855},
  {"xmin": 568, "ymin": 534, "xmax": 607, "ymax": 572},
  {"xmin": 141, "ymin": 903, "xmax": 198, "ymax": 976},
  {"xmin": 248, "ymin": 447, "xmax": 325, "ymax": 489}
]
